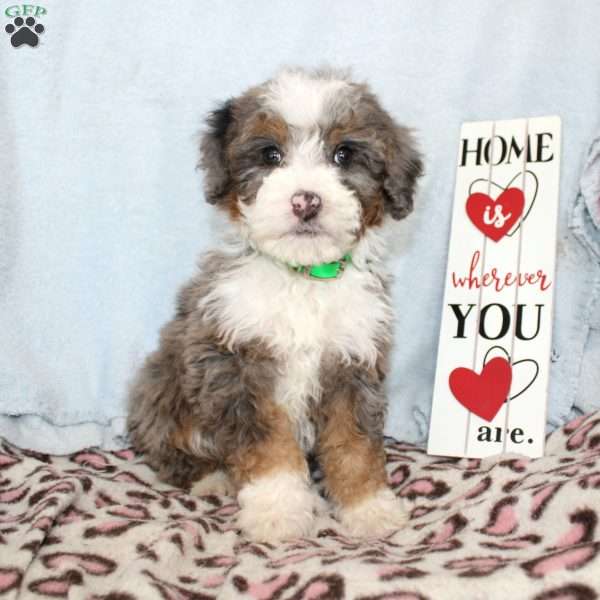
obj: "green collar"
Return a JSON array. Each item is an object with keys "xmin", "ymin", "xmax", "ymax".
[{"xmin": 287, "ymin": 253, "xmax": 352, "ymax": 280}]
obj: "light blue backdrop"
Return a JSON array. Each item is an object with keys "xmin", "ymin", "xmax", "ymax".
[{"xmin": 1, "ymin": 0, "xmax": 599, "ymax": 452}]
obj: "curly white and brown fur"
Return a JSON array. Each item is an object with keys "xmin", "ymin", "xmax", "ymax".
[{"xmin": 127, "ymin": 67, "xmax": 423, "ymax": 542}]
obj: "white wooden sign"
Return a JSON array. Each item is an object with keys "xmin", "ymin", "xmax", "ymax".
[{"xmin": 427, "ymin": 116, "xmax": 561, "ymax": 459}]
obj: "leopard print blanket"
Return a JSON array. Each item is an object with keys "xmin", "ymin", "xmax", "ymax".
[{"xmin": 1, "ymin": 412, "xmax": 600, "ymax": 599}]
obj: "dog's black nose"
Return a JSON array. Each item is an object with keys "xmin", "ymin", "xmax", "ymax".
[{"xmin": 291, "ymin": 191, "xmax": 322, "ymax": 221}]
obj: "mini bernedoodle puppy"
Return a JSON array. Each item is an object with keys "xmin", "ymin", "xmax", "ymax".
[{"xmin": 127, "ymin": 67, "xmax": 423, "ymax": 543}]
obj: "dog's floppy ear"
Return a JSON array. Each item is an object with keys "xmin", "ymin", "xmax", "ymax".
[
  {"xmin": 382, "ymin": 127, "xmax": 423, "ymax": 220},
  {"xmin": 199, "ymin": 100, "xmax": 235, "ymax": 205}
]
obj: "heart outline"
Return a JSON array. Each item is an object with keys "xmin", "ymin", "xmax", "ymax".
[
  {"xmin": 482, "ymin": 345, "xmax": 540, "ymax": 401},
  {"xmin": 468, "ymin": 170, "xmax": 539, "ymax": 237}
]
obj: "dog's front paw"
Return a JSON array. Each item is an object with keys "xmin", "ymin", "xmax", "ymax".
[
  {"xmin": 338, "ymin": 487, "xmax": 408, "ymax": 538},
  {"xmin": 237, "ymin": 470, "xmax": 318, "ymax": 542},
  {"xmin": 190, "ymin": 470, "xmax": 235, "ymax": 497}
]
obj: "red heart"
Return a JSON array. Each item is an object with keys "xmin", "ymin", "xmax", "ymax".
[
  {"xmin": 449, "ymin": 357, "xmax": 513, "ymax": 422},
  {"xmin": 466, "ymin": 188, "xmax": 525, "ymax": 242}
]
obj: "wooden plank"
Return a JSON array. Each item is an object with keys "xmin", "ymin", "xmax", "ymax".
[
  {"xmin": 503, "ymin": 116, "xmax": 561, "ymax": 457},
  {"xmin": 427, "ymin": 120, "xmax": 494, "ymax": 458},
  {"xmin": 467, "ymin": 118, "xmax": 527, "ymax": 457}
]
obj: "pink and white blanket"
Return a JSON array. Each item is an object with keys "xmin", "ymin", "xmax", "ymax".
[{"xmin": 1, "ymin": 412, "xmax": 600, "ymax": 599}]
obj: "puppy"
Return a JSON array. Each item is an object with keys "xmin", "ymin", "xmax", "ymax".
[{"xmin": 127, "ymin": 67, "xmax": 422, "ymax": 542}]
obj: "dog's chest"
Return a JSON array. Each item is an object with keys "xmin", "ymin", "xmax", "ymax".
[
  {"xmin": 215, "ymin": 260, "xmax": 390, "ymax": 361},
  {"xmin": 207, "ymin": 259, "xmax": 391, "ymax": 448}
]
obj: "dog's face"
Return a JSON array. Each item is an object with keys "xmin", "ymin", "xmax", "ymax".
[{"xmin": 200, "ymin": 68, "xmax": 422, "ymax": 265}]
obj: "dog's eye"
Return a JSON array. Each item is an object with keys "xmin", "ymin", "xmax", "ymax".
[
  {"xmin": 333, "ymin": 145, "xmax": 353, "ymax": 167},
  {"xmin": 262, "ymin": 146, "xmax": 283, "ymax": 166}
]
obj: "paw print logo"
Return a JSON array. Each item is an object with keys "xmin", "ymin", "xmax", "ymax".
[{"xmin": 5, "ymin": 16, "xmax": 45, "ymax": 48}]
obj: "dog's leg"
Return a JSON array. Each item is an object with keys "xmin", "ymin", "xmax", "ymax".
[
  {"xmin": 318, "ymin": 390, "xmax": 408, "ymax": 537},
  {"xmin": 228, "ymin": 399, "xmax": 319, "ymax": 543},
  {"xmin": 169, "ymin": 424, "xmax": 234, "ymax": 496}
]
